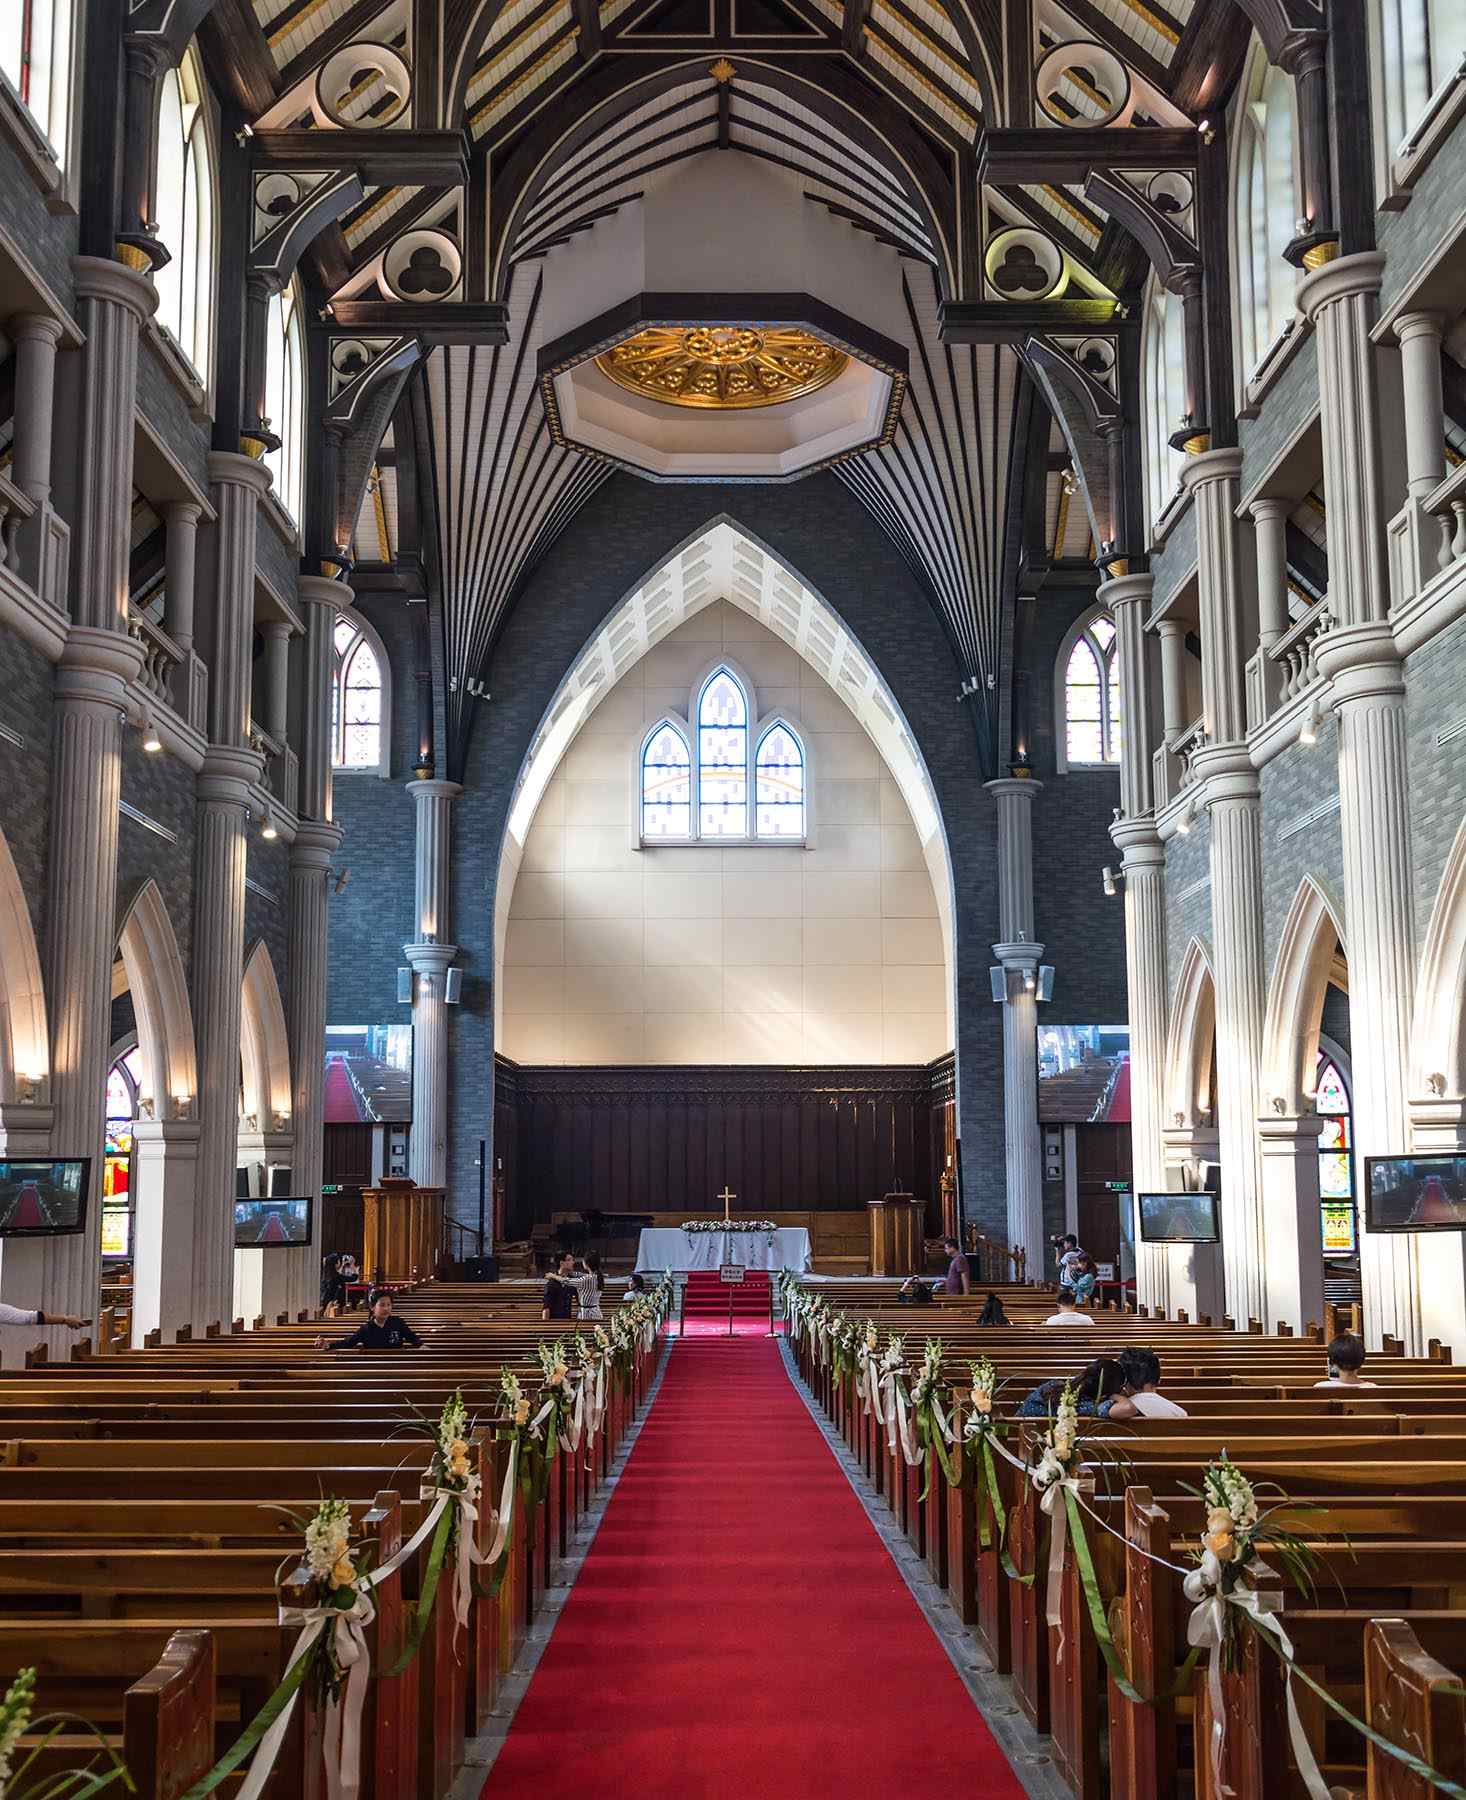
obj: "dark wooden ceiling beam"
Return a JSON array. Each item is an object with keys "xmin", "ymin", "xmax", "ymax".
[
  {"xmin": 198, "ymin": 0, "xmax": 279, "ymax": 116},
  {"xmin": 842, "ymin": 0, "xmax": 874, "ymax": 56},
  {"xmin": 327, "ymin": 299, "xmax": 510, "ymax": 342},
  {"xmin": 1166, "ymin": 0, "xmax": 1251, "ymax": 117},
  {"xmin": 575, "ymin": 0, "xmax": 604, "ymax": 58},
  {"xmin": 252, "ymin": 127, "xmax": 468, "ymax": 185},
  {"xmin": 938, "ymin": 296, "xmax": 1126, "ymax": 343},
  {"xmin": 1045, "ymin": 0, "xmax": 1173, "ymax": 94},
  {"xmin": 277, "ymin": 0, "xmax": 399, "ymax": 93},
  {"xmin": 979, "ymin": 126, "xmax": 1198, "ymax": 184}
]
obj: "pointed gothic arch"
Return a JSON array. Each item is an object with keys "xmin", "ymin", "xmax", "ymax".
[
  {"xmin": 240, "ymin": 942, "xmax": 292, "ymax": 1131},
  {"xmin": 1262, "ymin": 876, "xmax": 1347, "ymax": 1115},
  {"xmin": 115, "ymin": 882, "xmax": 197, "ymax": 1121},
  {"xmin": 1412, "ymin": 816, "xmax": 1466, "ymax": 1101},
  {"xmin": 1165, "ymin": 937, "xmax": 1217, "ymax": 1129},
  {"xmin": 0, "ymin": 826, "xmax": 48, "ymax": 1105}
]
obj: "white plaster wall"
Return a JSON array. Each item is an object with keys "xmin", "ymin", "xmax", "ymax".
[{"xmin": 500, "ymin": 603, "xmax": 952, "ymax": 1066}]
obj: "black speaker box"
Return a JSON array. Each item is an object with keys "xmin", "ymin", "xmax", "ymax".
[{"xmin": 461, "ymin": 1255, "xmax": 498, "ymax": 1282}]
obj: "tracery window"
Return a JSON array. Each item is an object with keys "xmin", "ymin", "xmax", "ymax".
[
  {"xmin": 1060, "ymin": 612, "xmax": 1121, "ymax": 768},
  {"xmin": 640, "ymin": 666, "xmax": 807, "ymax": 844},
  {"xmin": 263, "ymin": 278, "xmax": 306, "ymax": 525},
  {"xmin": 1233, "ymin": 48, "xmax": 1300, "ymax": 384},
  {"xmin": 1315, "ymin": 1050, "xmax": 1357, "ymax": 1256},
  {"xmin": 331, "ymin": 616, "xmax": 389, "ymax": 773},
  {"xmin": 103, "ymin": 1045, "xmax": 143, "ymax": 1259},
  {"xmin": 1375, "ymin": 0, "xmax": 1466, "ymax": 153},
  {"xmin": 0, "ymin": 0, "xmax": 78, "ymax": 163},
  {"xmin": 152, "ymin": 47, "xmax": 216, "ymax": 384},
  {"xmin": 1141, "ymin": 280, "xmax": 1187, "ymax": 532}
]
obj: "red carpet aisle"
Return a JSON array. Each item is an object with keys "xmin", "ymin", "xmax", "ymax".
[{"xmin": 483, "ymin": 1338, "xmax": 1027, "ymax": 1799}]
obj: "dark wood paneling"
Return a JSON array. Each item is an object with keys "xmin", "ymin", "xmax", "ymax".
[
  {"xmin": 324, "ymin": 1125, "xmax": 373, "ymax": 1187},
  {"xmin": 495, "ymin": 1057, "xmax": 950, "ymax": 1233}
]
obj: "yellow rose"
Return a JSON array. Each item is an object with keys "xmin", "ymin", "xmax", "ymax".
[
  {"xmin": 331, "ymin": 1557, "xmax": 356, "ymax": 1588},
  {"xmin": 514, "ymin": 1398, "xmax": 531, "ymax": 1426},
  {"xmin": 1203, "ymin": 1528, "xmax": 1235, "ymax": 1561},
  {"xmin": 448, "ymin": 1438, "xmax": 469, "ymax": 1459},
  {"xmin": 550, "ymin": 1362, "xmax": 567, "ymax": 1386},
  {"xmin": 450, "ymin": 1456, "xmax": 470, "ymax": 1479},
  {"xmin": 1206, "ymin": 1506, "xmax": 1233, "ymax": 1535},
  {"xmin": 970, "ymin": 1390, "xmax": 992, "ymax": 1415}
]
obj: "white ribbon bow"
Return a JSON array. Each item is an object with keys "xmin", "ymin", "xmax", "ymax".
[
  {"xmin": 237, "ymin": 1587, "xmax": 375, "ymax": 1800},
  {"xmin": 1184, "ymin": 1565, "xmax": 1332, "ymax": 1800},
  {"xmin": 881, "ymin": 1373, "xmax": 922, "ymax": 1465}
]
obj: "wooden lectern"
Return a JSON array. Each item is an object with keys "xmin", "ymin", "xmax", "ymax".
[
  {"xmin": 362, "ymin": 1178, "xmax": 447, "ymax": 1285},
  {"xmin": 867, "ymin": 1190, "xmax": 921, "ymax": 1276}
]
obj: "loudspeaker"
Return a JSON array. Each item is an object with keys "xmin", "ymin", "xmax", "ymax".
[
  {"xmin": 269, "ymin": 1166, "xmax": 293, "ymax": 1197},
  {"xmin": 461, "ymin": 1255, "xmax": 498, "ymax": 1282},
  {"xmin": 444, "ymin": 968, "xmax": 462, "ymax": 1005},
  {"xmin": 397, "ymin": 967, "xmax": 413, "ymax": 1004}
]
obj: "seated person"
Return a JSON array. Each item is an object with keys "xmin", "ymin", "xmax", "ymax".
[
  {"xmin": 624, "ymin": 1273, "xmax": 648, "ymax": 1298},
  {"xmin": 315, "ymin": 1289, "xmax": 427, "ymax": 1350},
  {"xmin": 897, "ymin": 1274, "xmax": 934, "ymax": 1306},
  {"xmin": 1042, "ymin": 1299, "xmax": 1094, "ymax": 1325},
  {"xmin": 542, "ymin": 1250, "xmax": 578, "ymax": 1323},
  {"xmin": 1116, "ymin": 1346, "xmax": 1188, "ymax": 1417},
  {"xmin": 1313, "ymin": 1332, "xmax": 1377, "ymax": 1388},
  {"xmin": 1015, "ymin": 1356, "xmax": 1128, "ymax": 1420},
  {"xmin": 977, "ymin": 1292, "xmax": 1010, "ymax": 1327}
]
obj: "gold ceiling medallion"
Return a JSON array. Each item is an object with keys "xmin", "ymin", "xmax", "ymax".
[{"xmin": 595, "ymin": 326, "xmax": 848, "ymax": 410}]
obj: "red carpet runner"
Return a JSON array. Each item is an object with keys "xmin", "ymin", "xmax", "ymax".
[{"xmin": 483, "ymin": 1337, "xmax": 1026, "ymax": 1798}]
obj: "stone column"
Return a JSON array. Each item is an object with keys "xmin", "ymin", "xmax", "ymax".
[
  {"xmin": 1394, "ymin": 312, "xmax": 1445, "ymax": 500},
  {"xmin": 1184, "ymin": 446, "xmax": 1267, "ymax": 1329},
  {"xmin": 10, "ymin": 313, "xmax": 63, "ymax": 597},
  {"xmin": 1, "ymin": 262, "xmax": 151, "ymax": 1346},
  {"xmin": 129, "ymin": 1119, "xmax": 200, "ymax": 1345},
  {"xmin": 1302, "ymin": 253, "xmax": 1434, "ymax": 1353},
  {"xmin": 190, "ymin": 454, "xmax": 269, "ymax": 1331},
  {"xmin": 1258, "ymin": 1115, "xmax": 1326, "ymax": 1335},
  {"xmin": 406, "ymin": 779, "xmax": 462, "ymax": 1191},
  {"xmin": 1248, "ymin": 498, "xmax": 1291, "ymax": 654},
  {"xmin": 1157, "ymin": 620, "xmax": 1189, "ymax": 743},
  {"xmin": 261, "ymin": 620, "xmax": 291, "ymax": 746},
  {"xmin": 985, "ymin": 777, "xmax": 1045, "ymax": 1280},
  {"xmin": 163, "ymin": 502, "xmax": 201, "ymax": 654}
]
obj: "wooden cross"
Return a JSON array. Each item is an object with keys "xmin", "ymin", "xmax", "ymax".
[{"xmin": 717, "ymin": 1185, "xmax": 737, "ymax": 1223}]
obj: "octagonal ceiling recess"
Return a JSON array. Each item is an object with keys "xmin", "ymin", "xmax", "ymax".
[{"xmin": 536, "ymin": 154, "xmax": 907, "ymax": 481}]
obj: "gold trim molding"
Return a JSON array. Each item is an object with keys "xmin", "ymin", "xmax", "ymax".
[{"xmin": 595, "ymin": 325, "xmax": 848, "ymax": 410}]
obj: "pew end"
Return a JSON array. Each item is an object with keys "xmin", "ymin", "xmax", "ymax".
[
  {"xmin": 123, "ymin": 1628, "xmax": 216, "ymax": 1800},
  {"xmin": 1364, "ymin": 1618, "xmax": 1466, "ymax": 1797}
]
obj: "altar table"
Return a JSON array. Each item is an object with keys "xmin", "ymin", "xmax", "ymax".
[{"xmin": 633, "ymin": 1227, "xmax": 812, "ymax": 1274}]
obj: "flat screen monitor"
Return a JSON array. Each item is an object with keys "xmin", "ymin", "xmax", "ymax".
[
  {"xmin": 0, "ymin": 1160, "xmax": 91, "ymax": 1238},
  {"xmin": 324, "ymin": 1026, "xmax": 413, "ymax": 1124},
  {"xmin": 234, "ymin": 1197, "xmax": 313, "ymax": 1249},
  {"xmin": 1136, "ymin": 1191, "xmax": 1221, "ymax": 1244},
  {"xmin": 1364, "ymin": 1156, "xmax": 1466, "ymax": 1233},
  {"xmin": 1037, "ymin": 1025, "xmax": 1131, "ymax": 1123}
]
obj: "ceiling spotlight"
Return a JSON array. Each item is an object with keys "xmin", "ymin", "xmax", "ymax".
[
  {"xmin": 261, "ymin": 806, "xmax": 278, "ymax": 841},
  {"xmin": 140, "ymin": 710, "xmax": 162, "ymax": 754},
  {"xmin": 1299, "ymin": 694, "xmax": 1322, "ymax": 746}
]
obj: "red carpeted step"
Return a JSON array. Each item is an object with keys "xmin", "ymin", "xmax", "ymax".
[{"xmin": 482, "ymin": 1336, "xmax": 1026, "ymax": 1799}]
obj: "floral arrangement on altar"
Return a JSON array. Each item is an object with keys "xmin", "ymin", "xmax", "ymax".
[
  {"xmin": 681, "ymin": 1219, "xmax": 777, "ymax": 1235},
  {"xmin": 0, "ymin": 1666, "xmax": 131, "ymax": 1800}
]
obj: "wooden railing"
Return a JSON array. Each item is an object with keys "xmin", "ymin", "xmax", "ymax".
[{"xmin": 962, "ymin": 1225, "xmax": 1027, "ymax": 1284}]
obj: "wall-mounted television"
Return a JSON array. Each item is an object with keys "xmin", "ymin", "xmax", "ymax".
[
  {"xmin": 324, "ymin": 1026, "xmax": 412, "ymax": 1124},
  {"xmin": 1037, "ymin": 1025, "xmax": 1131, "ymax": 1123},
  {"xmin": 1136, "ymin": 1191, "xmax": 1221, "ymax": 1244},
  {"xmin": 1364, "ymin": 1156, "xmax": 1466, "ymax": 1233},
  {"xmin": 0, "ymin": 1160, "xmax": 91, "ymax": 1238},
  {"xmin": 234, "ymin": 1197, "xmax": 313, "ymax": 1248}
]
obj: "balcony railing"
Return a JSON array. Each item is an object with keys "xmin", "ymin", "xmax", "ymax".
[
  {"xmin": 1152, "ymin": 713, "xmax": 1205, "ymax": 812},
  {"xmin": 1389, "ymin": 462, "xmax": 1466, "ymax": 612},
  {"xmin": 0, "ymin": 469, "xmax": 36, "ymax": 570},
  {"xmin": 128, "ymin": 608, "xmax": 186, "ymax": 710}
]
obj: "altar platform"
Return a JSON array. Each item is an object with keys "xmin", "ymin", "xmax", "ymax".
[{"xmin": 633, "ymin": 1226, "xmax": 812, "ymax": 1273}]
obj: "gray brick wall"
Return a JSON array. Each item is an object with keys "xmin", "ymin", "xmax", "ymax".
[
  {"xmin": 254, "ymin": 514, "xmax": 300, "ymax": 618},
  {"xmin": 445, "ymin": 474, "xmax": 1008, "ymax": 1237},
  {"xmin": 1378, "ymin": 123, "xmax": 1466, "ymax": 317},
  {"xmin": 136, "ymin": 336, "xmax": 211, "ymax": 480},
  {"xmin": 1406, "ymin": 612, "xmax": 1466, "ymax": 946},
  {"xmin": 1237, "ymin": 335, "xmax": 1320, "ymax": 484},
  {"xmin": 0, "ymin": 628, "xmax": 54, "ymax": 956},
  {"xmin": 245, "ymin": 834, "xmax": 292, "ymax": 1009},
  {"xmin": 1258, "ymin": 721, "xmax": 1346, "ymax": 978},
  {"xmin": 1150, "ymin": 502, "xmax": 1198, "ymax": 612},
  {"xmin": 1164, "ymin": 811, "xmax": 1212, "ymax": 1008},
  {"xmin": 0, "ymin": 134, "xmax": 77, "ymax": 303},
  {"xmin": 118, "ymin": 738, "xmax": 198, "ymax": 980}
]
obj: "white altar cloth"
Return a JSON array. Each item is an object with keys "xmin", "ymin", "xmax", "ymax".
[{"xmin": 633, "ymin": 1227, "xmax": 812, "ymax": 1274}]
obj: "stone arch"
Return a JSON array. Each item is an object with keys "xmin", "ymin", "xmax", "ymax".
[
  {"xmin": 1165, "ymin": 936, "xmax": 1216, "ymax": 1129},
  {"xmin": 1412, "ymin": 815, "xmax": 1466, "ymax": 1100},
  {"xmin": 0, "ymin": 824, "xmax": 48, "ymax": 1104},
  {"xmin": 240, "ymin": 941, "xmax": 292, "ymax": 1131},
  {"xmin": 115, "ymin": 880, "xmax": 196, "ymax": 1120},
  {"xmin": 1261, "ymin": 875, "xmax": 1347, "ymax": 1115}
]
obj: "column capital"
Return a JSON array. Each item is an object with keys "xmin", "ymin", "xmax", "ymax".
[
  {"xmin": 197, "ymin": 743, "xmax": 263, "ymax": 805},
  {"xmin": 405, "ymin": 941, "xmax": 459, "ymax": 974},
  {"xmin": 1312, "ymin": 620, "xmax": 1404, "ymax": 698},
  {"xmin": 9, "ymin": 313, "xmax": 65, "ymax": 349},
  {"xmin": 57, "ymin": 624, "xmax": 145, "ymax": 698},
  {"xmin": 163, "ymin": 497, "xmax": 205, "ymax": 527},
  {"xmin": 406, "ymin": 778, "xmax": 464, "ymax": 805},
  {"xmin": 1257, "ymin": 1111, "xmax": 1325, "ymax": 1148},
  {"xmin": 1246, "ymin": 494, "xmax": 1292, "ymax": 524},
  {"xmin": 292, "ymin": 821, "xmax": 344, "ymax": 867},
  {"xmin": 207, "ymin": 450, "xmax": 274, "ymax": 497},
  {"xmin": 1297, "ymin": 250, "xmax": 1385, "ymax": 322},
  {"xmin": 261, "ymin": 618, "xmax": 292, "ymax": 644},
  {"xmin": 992, "ymin": 939, "xmax": 1044, "ymax": 968},
  {"xmin": 130, "ymin": 1117, "xmax": 203, "ymax": 1147},
  {"xmin": 983, "ymin": 776, "xmax": 1043, "ymax": 805},
  {"xmin": 1180, "ymin": 445, "xmax": 1243, "ymax": 492},
  {"xmin": 298, "ymin": 574, "xmax": 349, "ymax": 612},
  {"xmin": 70, "ymin": 255, "xmax": 157, "ymax": 323},
  {"xmin": 1191, "ymin": 744, "xmax": 1259, "ymax": 799},
  {"xmin": 1111, "ymin": 817, "xmax": 1163, "ymax": 862},
  {"xmin": 1391, "ymin": 309, "xmax": 1445, "ymax": 347},
  {"xmin": 1097, "ymin": 571, "xmax": 1153, "ymax": 613}
]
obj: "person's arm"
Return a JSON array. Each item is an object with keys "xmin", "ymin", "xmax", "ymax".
[
  {"xmin": 398, "ymin": 1320, "xmax": 423, "ymax": 1348},
  {"xmin": 324, "ymin": 1323, "xmax": 367, "ymax": 1350},
  {"xmin": 1104, "ymin": 1395, "xmax": 1140, "ymax": 1421},
  {"xmin": 0, "ymin": 1304, "xmax": 85, "ymax": 1327},
  {"xmin": 959, "ymin": 1264, "xmax": 971, "ymax": 1296}
]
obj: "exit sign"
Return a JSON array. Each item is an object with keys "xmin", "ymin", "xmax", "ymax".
[{"xmin": 1104, "ymin": 1180, "xmax": 1131, "ymax": 1192}]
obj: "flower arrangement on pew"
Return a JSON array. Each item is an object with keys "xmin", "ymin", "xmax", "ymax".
[
  {"xmin": 533, "ymin": 1341, "xmax": 578, "ymax": 1462},
  {"xmin": 960, "ymin": 1355, "xmax": 1023, "ymax": 1568},
  {"xmin": 910, "ymin": 1338, "xmax": 960, "ymax": 1495},
  {"xmin": 829, "ymin": 1314, "xmax": 859, "ymax": 1383},
  {"xmin": 854, "ymin": 1320, "xmax": 883, "ymax": 1419},
  {"xmin": 877, "ymin": 1333, "xmax": 922, "ymax": 1467},
  {"xmin": 0, "ymin": 1665, "xmax": 132, "ymax": 1800}
]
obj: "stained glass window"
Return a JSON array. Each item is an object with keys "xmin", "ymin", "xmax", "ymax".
[
  {"xmin": 1315, "ymin": 1053, "xmax": 1356, "ymax": 1255},
  {"xmin": 641, "ymin": 723, "xmax": 692, "ymax": 839},
  {"xmin": 102, "ymin": 1047, "xmax": 142, "ymax": 1260},
  {"xmin": 332, "ymin": 620, "xmax": 386, "ymax": 771},
  {"xmin": 1064, "ymin": 616, "xmax": 1121, "ymax": 766},
  {"xmin": 755, "ymin": 724, "xmax": 805, "ymax": 838},
  {"xmin": 697, "ymin": 669, "xmax": 749, "ymax": 838}
]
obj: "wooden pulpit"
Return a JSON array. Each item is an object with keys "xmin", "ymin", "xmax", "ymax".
[
  {"xmin": 362, "ymin": 1178, "xmax": 447, "ymax": 1284},
  {"xmin": 867, "ymin": 1190, "xmax": 921, "ymax": 1276}
]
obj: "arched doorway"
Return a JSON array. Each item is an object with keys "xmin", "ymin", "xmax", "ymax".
[
  {"xmin": 1156, "ymin": 937, "xmax": 1221, "ymax": 1321},
  {"xmin": 235, "ymin": 942, "xmax": 299, "ymax": 1323}
]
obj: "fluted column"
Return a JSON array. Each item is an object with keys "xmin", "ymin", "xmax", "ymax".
[
  {"xmin": 406, "ymin": 780, "xmax": 462, "ymax": 1190},
  {"xmin": 1157, "ymin": 620, "xmax": 1189, "ymax": 743},
  {"xmin": 191, "ymin": 454, "xmax": 269, "ymax": 1331},
  {"xmin": 262, "ymin": 621, "xmax": 291, "ymax": 746},
  {"xmin": 298, "ymin": 579, "xmax": 341, "ymax": 823},
  {"xmin": 10, "ymin": 315, "xmax": 63, "ymax": 507},
  {"xmin": 1185, "ymin": 446, "xmax": 1266, "ymax": 1328},
  {"xmin": 163, "ymin": 502, "xmax": 202, "ymax": 655},
  {"xmin": 1300, "ymin": 253, "xmax": 1439, "ymax": 1352},
  {"xmin": 1394, "ymin": 312, "xmax": 1445, "ymax": 500},
  {"xmin": 1248, "ymin": 497, "xmax": 1291, "ymax": 654},
  {"xmin": 986, "ymin": 777, "xmax": 1044, "ymax": 1279}
]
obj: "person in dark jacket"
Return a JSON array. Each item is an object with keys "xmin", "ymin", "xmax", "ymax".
[{"xmin": 315, "ymin": 1290, "xmax": 425, "ymax": 1350}]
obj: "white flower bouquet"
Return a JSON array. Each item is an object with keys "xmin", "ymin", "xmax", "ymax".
[
  {"xmin": 0, "ymin": 1665, "xmax": 131, "ymax": 1800},
  {"xmin": 680, "ymin": 1219, "xmax": 776, "ymax": 1234}
]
